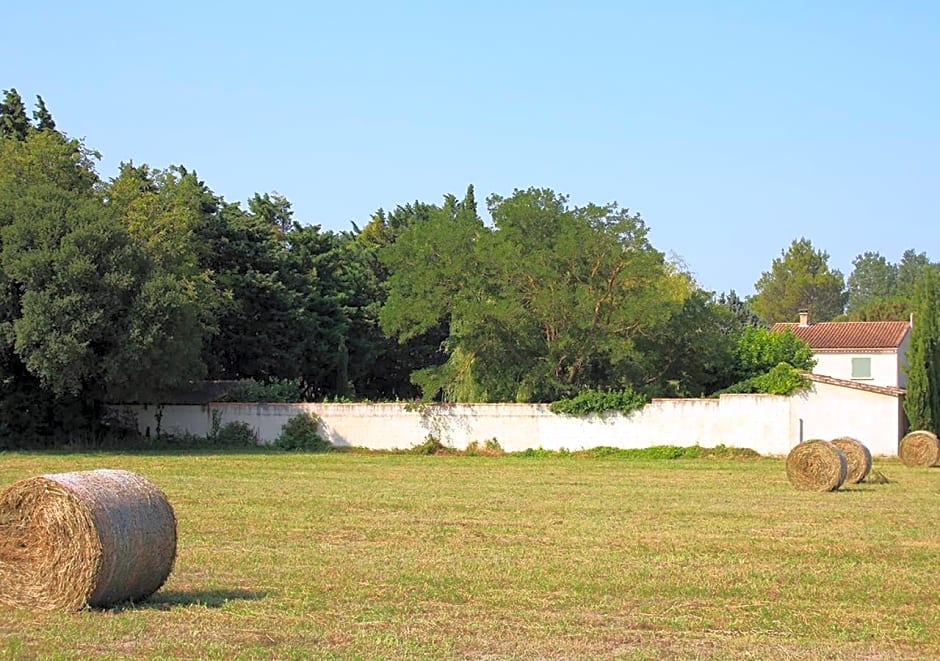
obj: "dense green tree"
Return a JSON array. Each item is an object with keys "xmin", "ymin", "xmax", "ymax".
[
  {"xmin": 197, "ymin": 199, "xmax": 294, "ymax": 380},
  {"xmin": 105, "ymin": 164, "xmax": 227, "ymax": 397},
  {"xmin": 717, "ymin": 289, "xmax": 761, "ymax": 328},
  {"xmin": 733, "ymin": 326, "xmax": 815, "ymax": 381},
  {"xmin": 350, "ymin": 197, "xmax": 455, "ymax": 398},
  {"xmin": 750, "ymin": 238, "xmax": 846, "ymax": 323},
  {"xmin": 845, "ymin": 297, "xmax": 911, "ymax": 321},
  {"xmin": 195, "ymin": 196, "xmax": 352, "ymax": 398},
  {"xmin": 841, "ymin": 249, "xmax": 936, "ymax": 320},
  {"xmin": 247, "ymin": 192, "xmax": 294, "ymax": 235},
  {"xmin": 0, "ymin": 125, "xmax": 99, "ymax": 193},
  {"xmin": 0, "ymin": 182, "xmax": 207, "ymax": 403},
  {"xmin": 32, "ymin": 95, "xmax": 55, "ymax": 131},
  {"xmin": 896, "ymin": 249, "xmax": 939, "ymax": 301},
  {"xmin": 0, "ymin": 88, "xmax": 30, "ymax": 140},
  {"xmin": 0, "ymin": 113, "xmax": 215, "ymax": 444},
  {"xmin": 846, "ymin": 251, "xmax": 898, "ymax": 314},
  {"xmin": 903, "ymin": 267, "xmax": 940, "ymax": 434},
  {"xmin": 0, "ymin": 111, "xmax": 101, "ymax": 441},
  {"xmin": 381, "ymin": 187, "xmax": 684, "ymax": 402},
  {"xmin": 303, "ymin": 227, "xmax": 442, "ymax": 400},
  {"xmin": 635, "ymin": 287, "xmax": 741, "ymax": 396}
]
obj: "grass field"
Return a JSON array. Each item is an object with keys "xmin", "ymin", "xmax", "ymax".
[{"xmin": 1, "ymin": 450, "xmax": 938, "ymax": 660}]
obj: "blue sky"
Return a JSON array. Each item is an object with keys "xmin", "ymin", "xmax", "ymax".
[{"xmin": 5, "ymin": 1, "xmax": 938, "ymax": 295}]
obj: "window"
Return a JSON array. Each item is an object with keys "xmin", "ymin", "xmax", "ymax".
[{"xmin": 851, "ymin": 357, "xmax": 872, "ymax": 379}]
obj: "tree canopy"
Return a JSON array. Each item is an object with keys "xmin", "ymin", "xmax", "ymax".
[
  {"xmin": 750, "ymin": 238, "xmax": 847, "ymax": 323},
  {"xmin": 380, "ymin": 187, "xmax": 751, "ymax": 402},
  {"xmin": 0, "ymin": 88, "xmax": 934, "ymax": 445}
]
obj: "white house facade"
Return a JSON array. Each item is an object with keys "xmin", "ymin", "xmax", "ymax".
[{"xmin": 771, "ymin": 313, "xmax": 911, "ymax": 389}]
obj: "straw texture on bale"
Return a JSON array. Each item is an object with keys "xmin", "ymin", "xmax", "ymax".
[
  {"xmin": 786, "ymin": 439, "xmax": 848, "ymax": 492},
  {"xmin": 0, "ymin": 469, "xmax": 176, "ymax": 611},
  {"xmin": 898, "ymin": 430, "xmax": 940, "ymax": 467},
  {"xmin": 830, "ymin": 436, "xmax": 872, "ymax": 484}
]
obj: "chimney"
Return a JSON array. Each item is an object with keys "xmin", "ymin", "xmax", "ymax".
[{"xmin": 798, "ymin": 309, "xmax": 809, "ymax": 327}]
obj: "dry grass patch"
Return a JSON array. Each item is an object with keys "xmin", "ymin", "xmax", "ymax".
[{"xmin": 0, "ymin": 451, "xmax": 938, "ymax": 659}]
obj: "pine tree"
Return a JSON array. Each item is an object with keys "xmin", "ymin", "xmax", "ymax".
[
  {"xmin": 0, "ymin": 88, "xmax": 30, "ymax": 140},
  {"xmin": 751, "ymin": 238, "xmax": 847, "ymax": 323},
  {"xmin": 32, "ymin": 95, "xmax": 56, "ymax": 131},
  {"xmin": 903, "ymin": 267, "xmax": 940, "ymax": 433}
]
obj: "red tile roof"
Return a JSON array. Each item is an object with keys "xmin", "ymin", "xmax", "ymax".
[
  {"xmin": 770, "ymin": 321, "xmax": 910, "ymax": 350},
  {"xmin": 804, "ymin": 372, "xmax": 906, "ymax": 397}
]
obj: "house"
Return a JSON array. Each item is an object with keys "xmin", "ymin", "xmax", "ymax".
[{"xmin": 771, "ymin": 311, "xmax": 912, "ymax": 389}]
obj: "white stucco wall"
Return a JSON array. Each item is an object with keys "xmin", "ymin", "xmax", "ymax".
[
  {"xmin": 119, "ymin": 382, "xmax": 903, "ymax": 457},
  {"xmin": 789, "ymin": 381, "xmax": 903, "ymax": 457},
  {"xmin": 812, "ymin": 350, "xmax": 901, "ymax": 388}
]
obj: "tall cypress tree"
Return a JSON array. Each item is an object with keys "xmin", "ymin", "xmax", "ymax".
[
  {"xmin": 0, "ymin": 88, "xmax": 30, "ymax": 140},
  {"xmin": 903, "ymin": 267, "xmax": 940, "ymax": 433}
]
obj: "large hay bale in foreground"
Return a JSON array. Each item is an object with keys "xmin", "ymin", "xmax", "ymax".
[
  {"xmin": 786, "ymin": 440, "xmax": 848, "ymax": 492},
  {"xmin": 830, "ymin": 436, "xmax": 873, "ymax": 484},
  {"xmin": 898, "ymin": 430, "xmax": 940, "ymax": 467},
  {"xmin": 0, "ymin": 469, "xmax": 176, "ymax": 611}
]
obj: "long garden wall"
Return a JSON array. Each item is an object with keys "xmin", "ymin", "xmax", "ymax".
[{"xmin": 118, "ymin": 380, "xmax": 905, "ymax": 457}]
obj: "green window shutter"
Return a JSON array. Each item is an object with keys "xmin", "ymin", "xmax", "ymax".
[{"xmin": 851, "ymin": 357, "xmax": 871, "ymax": 379}]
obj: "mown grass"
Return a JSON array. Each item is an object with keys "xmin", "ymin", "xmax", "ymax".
[{"xmin": 0, "ymin": 451, "xmax": 938, "ymax": 659}]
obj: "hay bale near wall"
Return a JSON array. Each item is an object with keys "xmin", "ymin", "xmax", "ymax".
[
  {"xmin": 830, "ymin": 436, "xmax": 872, "ymax": 484},
  {"xmin": 898, "ymin": 430, "xmax": 940, "ymax": 467},
  {"xmin": 0, "ymin": 469, "xmax": 176, "ymax": 611},
  {"xmin": 786, "ymin": 440, "xmax": 848, "ymax": 492}
]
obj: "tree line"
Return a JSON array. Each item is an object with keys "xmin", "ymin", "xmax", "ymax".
[{"xmin": 1, "ymin": 88, "xmax": 938, "ymax": 443}]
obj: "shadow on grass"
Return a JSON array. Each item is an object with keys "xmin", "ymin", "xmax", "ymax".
[{"xmin": 120, "ymin": 588, "xmax": 270, "ymax": 611}]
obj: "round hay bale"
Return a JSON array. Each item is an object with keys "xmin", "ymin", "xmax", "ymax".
[
  {"xmin": 830, "ymin": 436, "xmax": 873, "ymax": 484},
  {"xmin": 898, "ymin": 430, "xmax": 940, "ymax": 467},
  {"xmin": 0, "ymin": 469, "xmax": 176, "ymax": 611},
  {"xmin": 786, "ymin": 439, "xmax": 848, "ymax": 492}
]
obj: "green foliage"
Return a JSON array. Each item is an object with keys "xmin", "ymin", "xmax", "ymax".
[
  {"xmin": 274, "ymin": 412, "xmax": 331, "ymax": 452},
  {"xmin": 843, "ymin": 249, "xmax": 938, "ymax": 320},
  {"xmin": 0, "ymin": 88, "xmax": 30, "ymax": 141},
  {"xmin": 896, "ymin": 249, "xmax": 940, "ymax": 301},
  {"xmin": 734, "ymin": 326, "xmax": 815, "ymax": 377},
  {"xmin": 752, "ymin": 362, "xmax": 812, "ymax": 395},
  {"xmin": 32, "ymin": 95, "xmax": 55, "ymax": 131},
  {"xmin": 218, "ymin": 379, "xmax": 304, "ymax": 403},
  {"xmin": 550, "ymin": 387, "xmax": 649, "ymax": 416},
  {"xmin": 634, "ymin": 286, "xmax": 741, "ymax": 397},
  {"xmin": 847, "ymin": 251, "xmax": 899, "ymax": 314},
  {"xmin": 1, "ymin": 187, "xmax": 130, "ymax": 396},
  {"xmin": 716, "ymin": 289, "xmax": 761, "ymax": 327},
  {"xmin": 409, "ymin": 434, "xmax": 453, "ymax": 455},
  {"xmin": 903, "ymin": 267, "xmax": 940, "ymax": 434},
  {"xmin": 716, "ymin": 362, "xmax": 811, "ymax": 396},
  {"xmin": 844, "ymin": 296, "xmax": 912, "ymax": 321},
  {"xmin": 751, "ymin": 237, "xmax": 847, "ymax": 323},
  {"xmin": 511, "ymin": 445, "xmax": 761, "ymax": 460},
  {"xmin": 514, "ymin": 447, "xmax": 560, "ymax": 459},
  {"xmin": 381, "ymin": 187, "xmax": 683, "ymax": 402},
  {"xmin": 0, "ymin": 122, "xmax": 100, "ymax": 193},
  {"xmin": 210, "ymin": 421, "xmax": 259, "ymax": 447}
]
